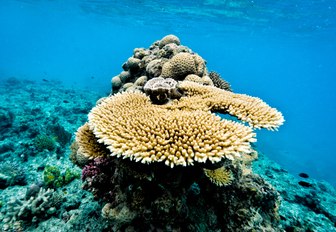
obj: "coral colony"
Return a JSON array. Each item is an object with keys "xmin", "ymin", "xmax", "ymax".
[{"xmin": 71, "ymin": 35, "xmax": 285, "ymax": 231}]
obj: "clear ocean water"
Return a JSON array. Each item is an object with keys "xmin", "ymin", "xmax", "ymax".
[
  {"xmin": 1, "ymin": 1, "xmax": 336, "ymax": 231},
  {"xmin": 1, "ymin": 0, "xmax": 335, "ymax": 186}
]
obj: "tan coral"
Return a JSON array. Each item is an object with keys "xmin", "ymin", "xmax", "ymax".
[
  {"xmin": 171, "ymin": 81, "xmax": 284, "ymax": 130},
  {"xmin": 159, "ymin": 34, "xmax": 181, "ymax": 48},
  {"xmin": 122, "ymin": 83, "xmax": 135, "ymax": 92},
  {"xmin": 185, "ymin": 74, "xmax": 203, "ymax": 83},
  {"xmin": 119, "ymin": 71, "xmax": 131, "ymax": 83},
  {"xmin": 69, "ymin": 141, "xmax": 89, "ymax": 167},
  {"xmin": 185, "ymin": 74, "xmax": 214, "ymax": 86},
  {"xmin": 134, "ymin": 76, "xmax": 148, "ymax": 87},
  {"xmin": 203, "ymin": 166, "xmax": 233, "ymax": 186},
  {"xmin": 111, "ymin": 76, "xmax": 122, "ymax": 89},
  {"xmin": 74, "ymin": 123, "xmax": 109, "ymax": 161},
  {"xmin": 88, "ymin": 91, "xmax": 256, "ymax": 168},
  {"xmin": 161, "ymin": 53, "xmax": 206, "ymax": 80}
]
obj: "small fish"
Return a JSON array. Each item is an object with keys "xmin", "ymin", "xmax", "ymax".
[
  {"xmin": 42, "ymin": 79, "xmax": 49, "ymax": 82},
  {"xmin": 298, "ymin": 172, "xmax": 309, "ymax": 178},
  {"xmin": 298, "ymin": 181, "xmax": 312, "ymax": 188}
]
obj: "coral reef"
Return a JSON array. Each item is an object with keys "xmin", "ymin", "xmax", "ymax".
[
  {"xmin": 72, "ymin": 35, "xmax": 286, "ymax": 231},
  {"xmin": 0, "ymin": 66, "xmax": 334, "ymax": 231},
  {"xmin": 79, "ymin": 156, "xmax": 280, "ymax": 231},
  {"xmin": 254, "ymin": 151, "xmax": 336, "ymax": 231}
]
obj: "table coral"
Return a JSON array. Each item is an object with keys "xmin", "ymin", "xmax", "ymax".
[{"xmin": 87, "ymin": 91, "xmax": 256, "ymax": 168}]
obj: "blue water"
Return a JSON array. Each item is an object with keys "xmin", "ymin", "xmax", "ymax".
[{"xmin": 1, "ymin": 0, "xmax": 336, "ymax": 185}]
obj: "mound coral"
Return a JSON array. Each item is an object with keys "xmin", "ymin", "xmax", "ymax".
[{"xmin": 158, "ymin": 34, "xmax": 181, "ymax": 48}]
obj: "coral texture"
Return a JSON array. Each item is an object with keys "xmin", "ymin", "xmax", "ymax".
[
  {"xmin": 176, "ymin": 81, "xmax": 284, "ymax": 130},
  {"xmin": 185, "ymin": 74, "xmax": 214, "ymax": 86},
  {"xmin": 161, "ymin": 52, "xmax": 206, "ymax": 80},
  {"xmin": 74, "ymin": 123, "xmax": 110, "ymax": 162},
  {"xmin": 88, "ymin": 91, "xmax": 256, "ymax": 167}
]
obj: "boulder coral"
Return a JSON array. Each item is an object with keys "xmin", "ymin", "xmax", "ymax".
[
  {"xmin": 72, "ymin": 35, "xmax": 285, "ymax": 231},
  {"xmin": 110, "ymin": 34, "xmax": 214, "ymax": 94},
  {"xmin": 160, "ymin": 52, "xmax": 206, "ymax": 80}
]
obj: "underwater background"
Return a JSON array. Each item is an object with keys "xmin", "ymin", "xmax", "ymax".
[
  {"xmin": 0, "ymin": 0, "xmax": 336, "ymax": 231},
  {"xmin": 1, "ymin": 0, "xmax": 335, "ymax": 185}
]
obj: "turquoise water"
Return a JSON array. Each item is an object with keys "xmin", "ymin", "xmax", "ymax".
[
  {"xmin": 1, "ymin": 0, "xmax": 335, "ymax": 185},
  {"xmin": 1, "ymin": 1, "xmax": 336, "ymax": 231}
]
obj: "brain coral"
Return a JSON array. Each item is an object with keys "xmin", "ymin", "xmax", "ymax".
[
  {"xmin": 161, "ymin": 53, "xmax": 206, "ymax": 80},
  {"xmin": 88, "ymin": 91, "xmax": 256, "ymax": 168}
]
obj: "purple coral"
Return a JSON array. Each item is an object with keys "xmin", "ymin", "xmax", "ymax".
[{"xmin": 81, "ymin": 157, "xmax": 116, "ymax": 200}]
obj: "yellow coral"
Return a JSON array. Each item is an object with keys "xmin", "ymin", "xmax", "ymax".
[
  {"xmin": 75, "ymin": 123, "xmax": 109, "ymax": 161},
  {"xmin": 203, "ymin": 166, "xmax": 233, "ymax": 186},
  {"xmin": 161, "ymin": 53, "xmax": 206, "ymax": 80},
  {"xmin": 169, "ymin": 81, "xmax": 284, "ymax": 130},
  {"xmin": 88, "ymin": 91, "xmax": 256, "ymax": 168}
]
